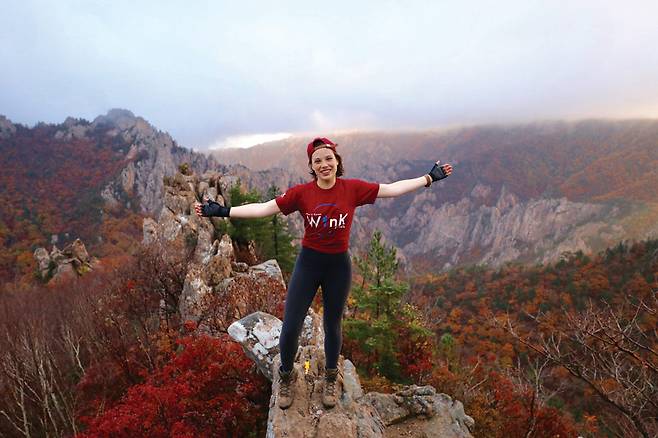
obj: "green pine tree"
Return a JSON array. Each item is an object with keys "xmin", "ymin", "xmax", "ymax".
[
  {"xmin": 227, "ymin": 181, "xmax": 270, "ymax": 247},
  {"xmin": 260, "ymin": 184, "xmax": 297, "ymax": 274},
  {"xmin": 225, "ymin": 182, "xmax": 297, "ymax": 274},
  {"xmin": 345, "ymin": 230, "xmax": 431, "ymax": 381}
]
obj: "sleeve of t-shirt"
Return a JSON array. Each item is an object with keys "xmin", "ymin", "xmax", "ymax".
[
  {"xmin": 275, "ymin": 184, "xmax": 301, "ymax": 215},
  {"xmin": 351, "ymin": 179, "xmax": 380, "ymax": 206}
]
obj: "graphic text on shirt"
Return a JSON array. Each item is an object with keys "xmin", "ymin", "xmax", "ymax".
[{"xmin": 305, "ymin": 203, "xmax": 348, "ymax": 230}]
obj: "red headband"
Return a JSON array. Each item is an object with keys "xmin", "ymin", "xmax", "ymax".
[{"xmin": 307, "ymin": 137, "xmax": 337, "ymax": 159}]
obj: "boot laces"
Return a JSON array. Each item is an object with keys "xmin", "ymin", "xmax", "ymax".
[
  {"xmin": 325, "ymin": 378, "xmax": 336, "ymax": 396},
  {"xmin": 279, "ymin": 372, "xmax": 293, "ymax": 397},
  {"xmin": 325, "ymin": 370, "xmax": 338, "ymax": 396}
]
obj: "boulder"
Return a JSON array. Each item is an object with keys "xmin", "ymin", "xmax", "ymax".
[
  {"xmin": 33, "ymin": 247, "xmax": 51, "ymax": 278},
  {"xmin": 70, "ymin": 239, "xmax": 91, "ymax": 264},
  {"xmin": 227, "ymin": 308, "xmax": 324, "ymax": 382},
  {"xmin": 364, "ymin": 387, "xmax": 475, "ymax": 437},
  {"xmin": 142, "ymin": 217, "xmax": 158, "ymax": 245},
  {"xmin": 34, "ymin": 239, "xmax": 96, "ymax": 282}
]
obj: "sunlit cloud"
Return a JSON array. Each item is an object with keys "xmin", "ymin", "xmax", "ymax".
[
  {"xmin": 207, "ymin": 132, "xmax": 292, "ymax": 150},
  {"xmin": 309, "ymin": 109, "xmax": 378, "ymax": 132}
]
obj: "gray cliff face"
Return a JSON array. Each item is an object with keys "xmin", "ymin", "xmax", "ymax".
[
  {"xmin": 94, "ymin": 109, "xmax": 220, "ymax": 217},
  {"xmin": 354, "ymin": 184, "xmax": 629, "ymax": 269}
]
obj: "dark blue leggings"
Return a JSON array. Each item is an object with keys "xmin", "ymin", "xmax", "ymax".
[{"xmin": 279, "ymin": 247, "xmax": 351, "ymax": 372}]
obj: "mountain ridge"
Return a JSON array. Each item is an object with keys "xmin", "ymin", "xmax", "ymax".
[
  {"xmin": 211, "ymin": 119, "xmax": 658, "ymax": 270},
  {"xmin": 3, "ymin": 112, "xmax": 657, "ymax": 281}
]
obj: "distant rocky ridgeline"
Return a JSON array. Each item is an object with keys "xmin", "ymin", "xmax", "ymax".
[
  {"xmin": 44, "ymin": 109, "xmax": 302, "ymax": 221},
  {"xmin": 9, "ymin": 110, "xmax": 658, "ymax": 272},
  {"xmin": 144, "ymin": 168, "xmax": 474, "ymax": 437},
  {"xmin": 212, "ymin": 121, "xmax": 658, "ymax": 270},
  {"xmin": 1, "ymin": 109, "xmax": 299, "ymax": 224}
]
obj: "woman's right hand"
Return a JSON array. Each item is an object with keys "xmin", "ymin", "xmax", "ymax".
[{"xmin": 195, "ymin": 201, "xmax": 231, "ymax": 217}]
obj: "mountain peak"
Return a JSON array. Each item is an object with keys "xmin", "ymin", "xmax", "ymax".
[
  {"xmin": 92, "ymin": 108, "xmax": 141, "ymax": 131},
  {"xmin": 105, "ymin": 108, "xmax": 136, "ymax": 120}
]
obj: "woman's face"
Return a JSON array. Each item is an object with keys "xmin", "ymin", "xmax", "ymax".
[{"xmin": 310, "ymin": 147, "xmax": 337, "ymax": 182}]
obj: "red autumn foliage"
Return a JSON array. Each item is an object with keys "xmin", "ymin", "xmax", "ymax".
[
  {"xmin": 395, "ymin": 325, "xmax": 435, "ymax": 384},
  {"xmin": 0, "ymin": 120, "xmax": 150, "ymax": 286},
  {"xmin": 486, "ymin": 370, "xmax": 577, "ymax": 437},
  {"xmin": 77, "ymin": 334, "xmax": 269, "ymax": 438},
  {"xmin": 428, "ymin": 365, "xmax": 580, "ymax": 438}
]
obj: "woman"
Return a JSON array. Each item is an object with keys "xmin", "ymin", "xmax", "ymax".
[{"xmin": 195, "ymin": 137, "xmax": 452, "ymax": 409}]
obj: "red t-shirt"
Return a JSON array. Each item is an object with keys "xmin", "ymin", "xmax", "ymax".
[{"xmin": 275, "ymin": 178, "xmax": 380, "ymax": 253}]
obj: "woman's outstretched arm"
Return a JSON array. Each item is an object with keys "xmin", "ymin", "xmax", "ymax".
[
  {"xmin": 194, "ymin": 198, "xmax": 281, "ymax": 218},
  {"xmin": 377, "ymin": 161, "xmax": 453, "ymax": 199}
]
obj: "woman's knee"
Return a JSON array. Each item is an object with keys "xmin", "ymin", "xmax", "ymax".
[
  {"xmin": 281, "ymin": 316, "xmax": 306, "ymax": 341},
  {"xmin": 323, "ymin": 317, "xmax": 342, "ymax": 338}
]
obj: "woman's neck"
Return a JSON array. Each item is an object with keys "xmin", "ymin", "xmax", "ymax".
[{"xmin": 316, "ymin": 176, "xmax": 337, "ymax": 189}]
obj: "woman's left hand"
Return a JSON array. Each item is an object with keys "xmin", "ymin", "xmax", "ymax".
[{"xmin": 429, "ymin": 160, "xmax": 453, "ymax": 181}]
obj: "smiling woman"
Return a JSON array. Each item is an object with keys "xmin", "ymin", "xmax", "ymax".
[
  {"xmin": 307, "ymin": 137, "xmax": 344, "ymax": 187},
  {"xmin": 195, "ymin": 136, "xmax": 452, "ymax": 410}
]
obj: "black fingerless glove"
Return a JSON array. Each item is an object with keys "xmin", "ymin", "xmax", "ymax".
[
  {"xmin": 201, "ymin": 200, "xmax": 231, "ymax": 217},
  {"xmin": 428, "ymin": 163, "xmax": 449, "ymax": 182}
]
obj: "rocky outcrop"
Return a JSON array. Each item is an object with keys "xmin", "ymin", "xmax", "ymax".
[
  {"xmin": 143, "ymin": 167, "xmax": 288, "ymax": 329},
  {"xmin": 53, "ymin": 116, "xmax": 89, "ymax": 140},
  {"xmin": 228, "ymin": 311, "xmax": 474, "ymax": 438},
  {"xmin": 142, "ymin": 168, "xmax": 230, "ymax": 320},
  {"xmin": 228, "ymin": 310, "xmax": 323, "ymax": 382},
  {"xmin": 33, "ymin": 239, "xmax": 98, "ymax": 282}
]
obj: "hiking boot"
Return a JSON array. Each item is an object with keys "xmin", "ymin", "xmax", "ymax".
[
  {"xmin": 277, "ymin": 365, "xmax": 297, "ymax": 409},
  {"xmin": 322, "ymin": 367, "xmax": 341, "ymax": 408}
]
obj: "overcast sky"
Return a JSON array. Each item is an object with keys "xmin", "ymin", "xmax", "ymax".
[{"xmin": 2, "ymin": 1, "xmax": 658, "ymax": 150}]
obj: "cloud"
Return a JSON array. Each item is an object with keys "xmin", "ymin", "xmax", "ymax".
[
  {"xmin": 309, "ymin": 109, "xmax": 378, "ymax": 132},
  {"xmin": 2, "ymin": 1, "xmax": 658, "ymax": 149},
  {"xmin": 207, "ymin": 132, "xmax": 292, "ymax": 150}
]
